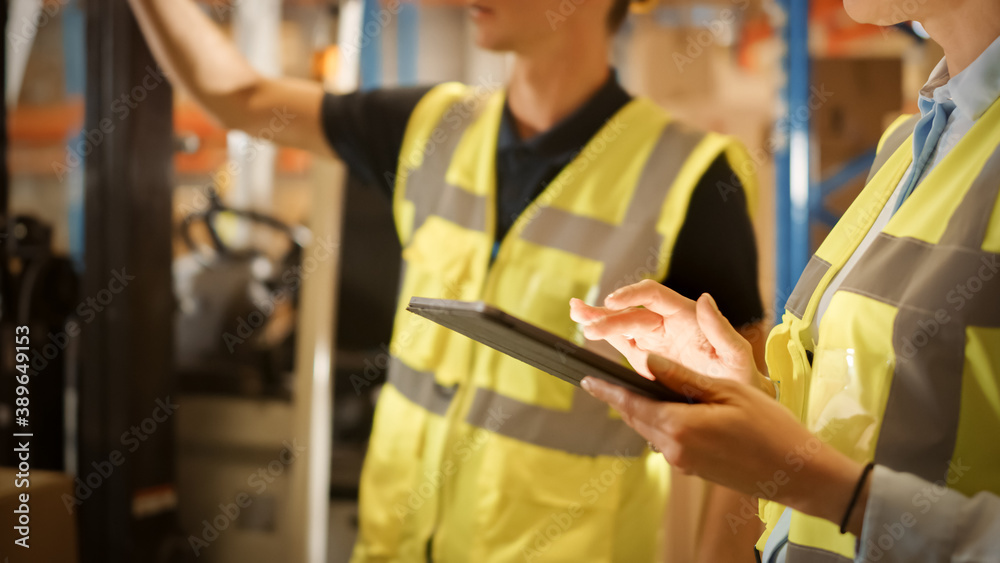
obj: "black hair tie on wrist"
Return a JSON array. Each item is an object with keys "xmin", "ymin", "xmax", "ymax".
[{"xmin": 840, "ymin": 462, "xmax": 876, "ymax": 534}]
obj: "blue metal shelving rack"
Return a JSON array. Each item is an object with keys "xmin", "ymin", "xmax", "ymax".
[
  {"xmin": 772, "ymin": 2, "xmax": 902, "ymax": 321},
  {"xmin": 359, "ymin": 0, "xmax": 420, "ymax": 90},
  {"xmin": 773, "ymin": 0, "xmax": 812, "ymax": 321}
]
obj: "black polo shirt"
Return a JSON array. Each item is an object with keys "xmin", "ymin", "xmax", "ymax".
[{"xmin": 320, "ymin": 74, "xmax": 764, "ymax": 327}]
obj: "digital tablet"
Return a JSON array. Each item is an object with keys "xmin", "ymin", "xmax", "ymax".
[{"xmin": 406, "ymin": 297, "xmax": 692, "ymax": 403}]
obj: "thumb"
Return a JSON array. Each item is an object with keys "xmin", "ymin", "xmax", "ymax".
[
  {"xmin": 647, "ymin": 354, "xmax": 728, "ymax": 404},
  {"xmin": 695, "ymin": 293, "xmax": 753, "ymax": 369}
]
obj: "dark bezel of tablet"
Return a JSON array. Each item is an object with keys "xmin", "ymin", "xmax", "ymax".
[{"xmin": 406, "ymin": 297, "xmax": 692, "ymax": 403}]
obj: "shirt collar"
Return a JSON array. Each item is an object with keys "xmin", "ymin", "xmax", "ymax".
[
  {"xmin": 497, "ymin": 69, "xmax": 632, "ymax": 157},
  {"xmin": 919, "ymin": 33, "xmax": 1000, "ymax": 120}
]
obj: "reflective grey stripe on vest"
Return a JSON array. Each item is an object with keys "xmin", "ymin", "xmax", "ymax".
[
  {"xmin": 519, "ymin": 207, "xmax": 616, "ymax": 262},
  {"xmin": 785, "ymin": 256, "xmax": 832, "ymax": 319},
  {"xmin": 403, "ymin": 99, "xmax": 487, "ymax": 236},
  {"xmin": 837, "ymin": 139, "xmax": 1000, "ymax": 484},
  {"xmin": 520, "ymin": 121, "xmax": 708, "ymax": 300},
  {"xmin": 465, "ymin": 386, "xmax": 647, "ymax": 458},
  {"xmin": 865, "ymin": 114, "xmax": 920, "ymax": 185},
  {"xmin": 388, "ymin": 357, "xmax": 457, "ymax": 417}
]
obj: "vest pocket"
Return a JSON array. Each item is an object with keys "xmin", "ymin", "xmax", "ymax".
[
  {"xmin": 472, "ymin": 433, "xmax": 619, "ymax": 561},
  {"xmin": 394, "ymin": 217, "xmax": 485, "ymax": 377},
  {"xmin": 806, "ymin": 347, "xmax": 894, "ymax": 462}
]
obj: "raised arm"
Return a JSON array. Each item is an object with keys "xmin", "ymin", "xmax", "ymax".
[{"xmin": 128, "ymin": 0, "xmax": 334, "ymax": 157}]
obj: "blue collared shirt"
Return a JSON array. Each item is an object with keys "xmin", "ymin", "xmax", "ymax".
[{"xmin": 913, "ymin": 33, "xmax": 1000, "ymax": 180}]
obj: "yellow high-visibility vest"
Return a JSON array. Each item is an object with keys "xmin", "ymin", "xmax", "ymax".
[
  {"xmin": 758, "ymin": 97, "xmax": 1000, "ymax": 561},
  {"xmin": 352, "ymin": 82, "xmax": 757, "ymax": 562}
]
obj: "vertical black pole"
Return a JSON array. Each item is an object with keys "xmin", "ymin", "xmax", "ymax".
[
  {"xmin": 81, "ymin": 2, "xmax": 177, "ymax": 561},
  {"xmin": 0, "ymin": 0, "xmax": 9, "ymax": 320}
]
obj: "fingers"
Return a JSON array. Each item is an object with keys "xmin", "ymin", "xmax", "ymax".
[
  {"xmin": 604, "ymin": 279, "xmax": 693, "ymax": 318},
  {"xmin": 694, "ymin": 293, "xmax": 752, "ymax": 369},
  {"xmin": 597, "ymin": 335, "xmax": 655, "ymax": 379},
  {"xmin": 581, "ymin": 308, "xmax": 662, "ymax": 342},
  {"xmin": 581, "ymin": 376, "xmax": 673, "ymax": 438},
  {"xmin": 569, "ymin": 298, "xmax": 607, "ymax": 324},
  {"xmin": 646, "ymin": 355, "xmax": 728, "ymax": 403}
]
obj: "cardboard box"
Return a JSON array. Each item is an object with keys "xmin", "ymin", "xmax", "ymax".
[{"xmin": 812, "ymin": 57, "xmax": 903, "ymax": 245}]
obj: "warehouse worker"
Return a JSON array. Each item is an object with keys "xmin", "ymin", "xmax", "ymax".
[
  {"xmin": 574, "ymin": 0, "xmax": 1000, "ymax": 561},
  {"xmin": 129, "ymin": 0, "xmax": 767, "ymax": 560}
]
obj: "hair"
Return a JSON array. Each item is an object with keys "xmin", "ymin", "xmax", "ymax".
[{"xmin": 607, "ymin": 0, "xmax": 630, "ymax": 32}]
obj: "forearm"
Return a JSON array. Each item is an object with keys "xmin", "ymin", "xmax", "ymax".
[
  {"xmin": 773, "ymin": 443, "xmax": 868, "ymax": 535},
  {"xmin": 127, "ymin": 0, "xmax": 261, "ymax": 128},
  {"xmin": 697, "ymin": 483, "xmax": 762, "ymax": 563},
  {"xmin": 128, "ymin": 0, "xmax": 332, "ymax": 155}
]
